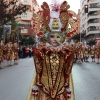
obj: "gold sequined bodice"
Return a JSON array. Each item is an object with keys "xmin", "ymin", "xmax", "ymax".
[
  {"xmin": 0, "ymin": 48, "xmax": 3, "ymax": 55},
  {"xmin": 96, "ymin": 47, "xmax": 100, "ymax": 54},
  {"xmin": 50, "ymin": 53, "xmax": 59, "ymax": 87}
]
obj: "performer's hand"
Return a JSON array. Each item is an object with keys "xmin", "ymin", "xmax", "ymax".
[
  {"xmin": 66, "ymin": 87, "xmax": 71, "ymax": 98},
  {"xmin": 36, "ymin": 82, "xmax": 42, "ymax": 86},
  {"xmin": 32, "ymin": 85, "xmax": 39, "ymax": 95}
]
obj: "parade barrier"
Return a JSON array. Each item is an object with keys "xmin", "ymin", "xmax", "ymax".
[{"xmin": 26, "ymin": 73, "xmax": 75, "ymax": 100}]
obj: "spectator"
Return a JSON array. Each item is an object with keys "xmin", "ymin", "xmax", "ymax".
[
  {"xmin": 18, "ymin": 46, "xmax": 23, "ymax": 59},
  {"xmin": 25, "ymin": 46, "xmax": 29, "ymax": 57},
  {"xmin": 29, "ymin": 45, "xmax": 32, "ymax": 57},
  {"xmin": 22, "ymin": 46, "xmax": 26, "ymax": 58}
]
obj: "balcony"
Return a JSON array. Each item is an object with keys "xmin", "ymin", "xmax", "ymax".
[
  {"xmin": 88, "ymin": 28, "xmax": 99, "ymax": 31},
  {"xmin": 86, "ymin": 30, "xmax": 100, "ymax": 36},
  {"xmin": 87, "ymin": 15, "xmax": 100, "ymax": 20},
  {"xmin": 89, "ymin": 0, "xmax": 100, "ymax": 4},
  {"xmin": 20, "ymin": 12, "xmax": 32, "ymax": 20},
  {"xmin": 20, "ymin": 0, "xmax": 32, "ymax": 6},
  {"xmin": 89, "ymin": 8, "xmax": 100, "ymax": 12},
  {"xmin": 87, "ymin": 22, "xmax": 100, "ymax": 27}
]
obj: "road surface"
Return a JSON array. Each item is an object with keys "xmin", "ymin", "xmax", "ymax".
[{"xmin": 0, "ymin": 58, "xmax": 100, "ymax": 100}]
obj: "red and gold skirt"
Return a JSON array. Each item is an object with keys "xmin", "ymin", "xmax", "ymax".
[{"xmin": 26, "ymin": 73, "xmax": 75, "ymax": 100}]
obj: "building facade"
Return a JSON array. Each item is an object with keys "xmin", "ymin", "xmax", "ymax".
[
  {"xmin": 77, "ymin": 9, "xmax": 81, "ymax": 34},
  {"xmin": 80, "ymin": 0, "xmax": 100, "ymax": 41},
  {"xmin": 7, "ymin": 0, "xmax": 39, "ymax": 37},
  {"xmin": 18, "ymin": 0, "xmax": 33, "ymax": 37},
  {"xmin": 19, "ymin": 0, "xmax": 39, "ymax": 37}
]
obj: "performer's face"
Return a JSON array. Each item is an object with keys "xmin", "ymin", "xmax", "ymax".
[{"xmin": 48, "ymin": 33, "xmax": 63, "ymax": 47}]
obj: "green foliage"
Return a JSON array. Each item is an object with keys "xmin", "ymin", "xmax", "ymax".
[
  {"xmin": 11, "ymin": 20, "xmax": 17, "ymax": 30},
  {"xmin": 87, "ymin": 39, "xmax": 96, "ymax": 46},
  {"xmin": 21, "ymin": 36, "xmax": 26, "ymax": 45},
  {"xmin": 27, "ymin": 36, "xmax": 35, "ymax": 45},
  {"xmin": 0, "ymin": 27, "xmax": 3, "ymax": 39},
  {"xmin": 20, "ymin": 36, "xmax": 35, "ymax": 46},
  {"xmin": 0, "ymin": 0, "xmax": 29, "ymax": 26},
  {"xmin": 4, "ymin": 20, "xmax": 23, "ymax": 43}
]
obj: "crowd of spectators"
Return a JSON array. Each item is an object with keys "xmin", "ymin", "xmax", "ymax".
[{"xmin": 18, "ymin": 45, "xmax": 34, "ymax": 59}]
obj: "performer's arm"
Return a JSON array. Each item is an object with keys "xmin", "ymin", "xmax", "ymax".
[
  {"xmin": 64, "ymin": 50, "xmax": 74, "ymax": 87},
  {"xmin": 34, "ymin": 49, "xmax": 43, "ymax": 86}
]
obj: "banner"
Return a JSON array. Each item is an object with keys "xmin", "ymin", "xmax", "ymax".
[{"xmin": 3, "ymin": 25, "xmax": 11, "ymax": 34}]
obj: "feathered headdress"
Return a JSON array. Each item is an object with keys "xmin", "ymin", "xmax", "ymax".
[{"xmin": 32, "ymin": 1, "xmax": 78, "ymax": 39}]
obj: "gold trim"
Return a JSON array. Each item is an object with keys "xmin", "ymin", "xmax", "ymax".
[
  {"xmin": 26, "ymin": 72, "xmax": 36, "ymax": 100},
  {"xmin": 26, "ymin": 73, "xmax": 75, "ymax": 100},
  {"xmin": 68, "ymin": 73, "xmax": 75, "ymax": 100}
]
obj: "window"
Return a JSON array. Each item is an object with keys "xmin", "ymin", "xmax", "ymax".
[
  {"xmin": 90, "ymin": 3, "xmax": 98, "ymax": 8},
  {"xmin": 21, "ymin": 0, "xmax": 27, "ymax": 3},
  {"xmin": 21, "ymin": 29, "xmax": 28, "ymax": 33},
  {"xmin": 21, "ymin": 13, "xmax": 27, "ymax": 18},
  {"xmin": 23, "ymin": 22, "xmax": 29, "ymax": 24}
]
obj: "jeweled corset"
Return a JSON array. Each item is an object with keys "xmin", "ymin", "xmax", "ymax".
[
  {"xmin": 91, "ymin": 50, "xmax": 95, "ymax": 54},
  {"xmin": 50, "ymin": 53, "xmax": 59, "ymax": 86},
  {"xmin": 41, "ymin": 51, "xmax": 65, "ymax": 98},
  {"xmin": 13, "ymin": 47, "xmax": 18, "ymax": 52},
  {"xmin": 6, "ymin": 49, "xmax": 13, "ymax": 56},
  {"xmin": 78, "ymin": 49, "xmax": 82, "ymax": 54},
  {"xmin": 95, "ymin": 47, "xmax": 100, "ymax": 54},
  {"xmin": 0, "ymin": 48, "xmax": 3, "ymax": 55},
  {"xmin": 84, "ymin": 50, "xmax": 88, "ymax": 55}
]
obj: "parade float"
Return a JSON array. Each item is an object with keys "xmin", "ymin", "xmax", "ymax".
[{"xmin": 27, "ymin": 0, "xmax": 78, "ymax": 100}]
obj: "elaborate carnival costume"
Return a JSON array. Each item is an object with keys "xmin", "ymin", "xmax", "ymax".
[
  {"xmin": 5, "ymin": 42, "xmax": 13, "ymax": 66},
  {"xmin": 84, "ymin": 47, "xmax": 89, "ymax": 62},
  {"xmin": 95, "ymin": 42, "xmax": 100, "ymax": 64},
  {"xmin": 13, "ymin": 41, "xmax": 19, "ymax": 65},
  {"xmin": 27, "ymin": 1, "xmax": 78, "ymax": 100},
  {"xmin": 77, "ymin": 43, "xmax": 83, "ymax": 64},
  {"xmin": 91, "ymin": 46, "xmax": 95, "ymax": 62},
  {"xmin": 0, "ymin": 41, "xmax": 4, "ymax": 69}
]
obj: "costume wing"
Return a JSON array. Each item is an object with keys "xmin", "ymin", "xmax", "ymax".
[{"xmin": 41, "ymin": 2, "xmax": 51, "ymax": 31}]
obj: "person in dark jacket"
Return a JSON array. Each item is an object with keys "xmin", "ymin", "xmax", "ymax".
[
  {"xmin": 18, "ymin": 46, "xmax": 23, "ymax": 59},
  {"xmin": 22, "ymin": 46, "xmax": 26, "ymax": 58}
]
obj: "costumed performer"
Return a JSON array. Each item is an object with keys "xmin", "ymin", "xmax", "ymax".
[
  {"xmin": 13, "ymin": 40, "xmax": 19, "ymax": 65},
  {"xmin": 95, "ymin": 41, "xmax": 100, "ymax": 64},
  {"xmin": 0, "ymin": 40, "xmax": 5, "ymax": 69},
  {"xmin": 5, "ymin": 42, "xmax": 13, "ymax": 66},
  {"xmin": 27, "ymin": 0, "xmax": 78, "ymax": 100}
]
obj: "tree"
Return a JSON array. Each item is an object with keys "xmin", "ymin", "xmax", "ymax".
[
  {"xmin": 3, "ymin": 20, "xmax": 23, "ymax": 43},
  {"xmin": 10, "ymin": 20, "xmax": 23, "ymax": 42},
  {"xmin": 87, "ymin": 39, "xmax": 96, "ymax": 46},
  {"xmin": 0, "ymin": 0, "xmax": 29, "ymax": 26},
  {"xmin": 27, "ymin": 36, "xmax": 35, "ymax": 45},
  {"xmin": 21, "ymin": 36, "xmax": 27, "ymax": 46},
  {"xmin": 20, "ymin": 36, "xmax": 35, "ymax": 46}
]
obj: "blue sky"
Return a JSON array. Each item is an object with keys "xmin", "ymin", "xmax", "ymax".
[{"xmin": 36, "ymin": 0, "xmax": 80, "ymax": 13}]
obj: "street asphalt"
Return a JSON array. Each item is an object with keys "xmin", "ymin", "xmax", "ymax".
[
  {"xmin": 0, "ymin": 57, "xmax": 100, "ymax": 100},
  {"xmin": 72, "ymin": 59, "xmax": 100, "ymax": 100}
]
